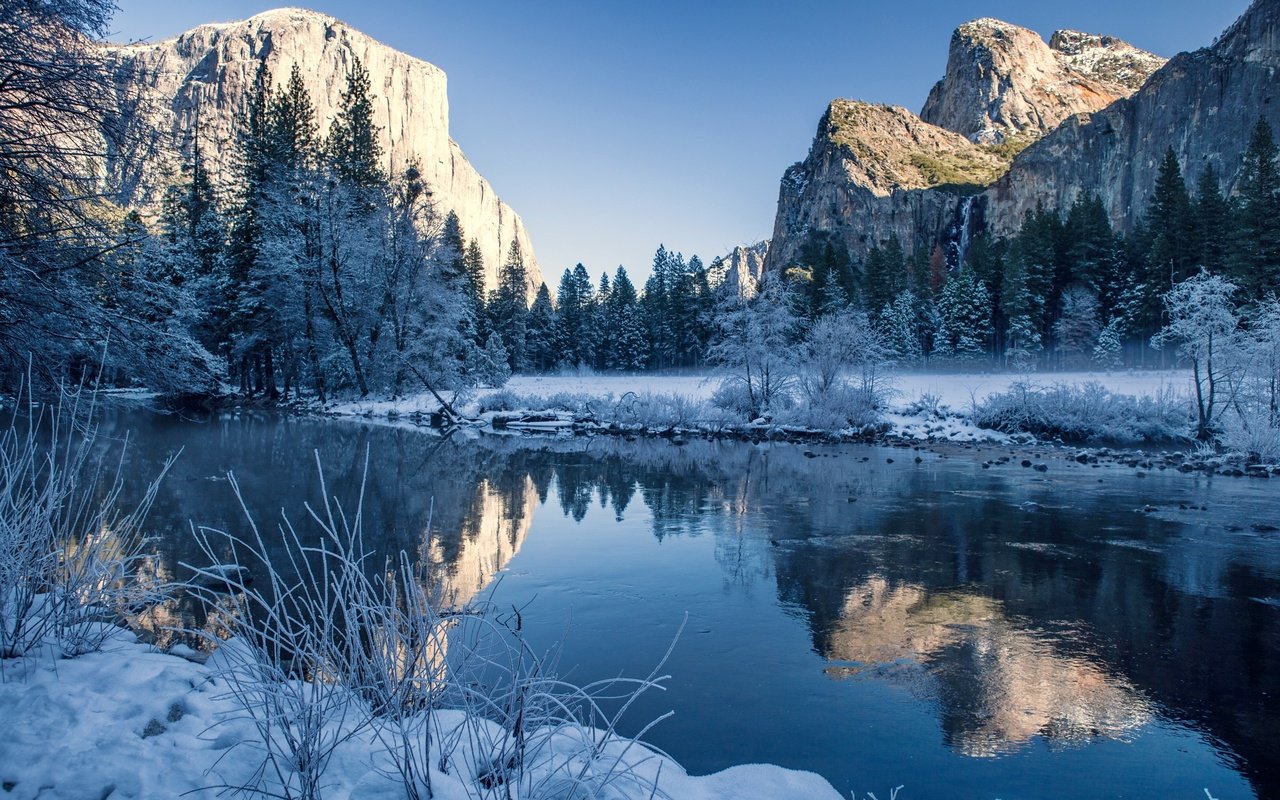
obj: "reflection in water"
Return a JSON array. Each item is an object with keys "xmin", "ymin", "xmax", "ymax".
[
  {"xmin": 824, "ymin": 577, "xmax": 1151, "ymax": 757},
  {"xmin": 105, "ymin": 409, "xmax": 1280, "ymax": 799},
  {"xmin": 424, "ymin": 476, "xmax": 539, "ymax": 609}
]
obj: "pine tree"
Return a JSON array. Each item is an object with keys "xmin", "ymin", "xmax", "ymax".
[
  {"xmin": 1064, "ymin": 194, "xmax": 1114, "ymax": 293},
  {"xmin": 643, "ymin": 245, "xmax": 674, "ymax": 368},
  {"xmin": 607, "ymin": 266, "xmax": 647, "ymax": 370},
  {"xmin": 1230, "ymin": 118, "xmax": 1280, "ymax": 299},
  {"xmin": 863, "ymin": 234, "xmax": 906, "ymax": 315},
  {"xmin": 1053, "ymin": 286, "xmax": 1102, "ymax": 368},
  {"xmin": 439, "ymin": 212, "xmax": 467, "ymax": 287},
  {"xmin": 464, "ymin": 238, "xmax": 487, "ymax": 337},
  {"xmin": 327, "ymin": 56, "xmax": 384, "ymax": 191},
  {"xmin": 880, "ymin": 291, "xmax": 922, "ymax": 363},
  {"xmin": 478, "ymin": 331, "xmax": 511, "ymax": 387},
  {"xmin": 1194, "ymin": 165, "xmax": 1231, "ymax": 274},
  {"xmin": 491, "ymin": 240, "xmax": 530, "ymax": 370},
  {"xmin": 1139, "ymin": 148, "xmax": 1196, "ymax": 335},
  {"xmin": 224, "ymin": 62, "xmax": 276, "ymax": 395},
  {"xmin": 1093, "ymin": 319, "xmax": 1124, "ymax": 369},
  {"xmin": 1001, "ymin": 257, "xmax": 1042, "ymax": 369},
  {"xmin": 936, "ymin": 268, "xmax": 992, "ymax": 361},
  {"xmin": 525, "ymin": 283, "xmax": 556, "ymax": 372}
]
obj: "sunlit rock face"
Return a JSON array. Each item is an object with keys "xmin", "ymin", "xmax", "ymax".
[
  {"xmin": 423, "ymin": 475, "xmax": 539, "ymax": 610},
  {"xmin": 985, "ymin": 0, "xmax": 1280, "ymax": 237},
  {"xmin": 102, "ymin": 7, "xmax": 541, "ymax": 295},
  {"xmin": 763, "ymin": 101, "xmax": 995, "ymax": 271},
  {"xmin": 921, "ymin": 19, "xmax": 1164, "ymax": 145},
  {"xmin": 823, "ymin": 577, "xmax": 1152, "ymax": 757},
  {"xmin": 765, "ymin": 15, "xmax": 1163, "ymax": 274},
  {"xmin": 715, "ymin": 241, "xmax": 769, "ymax": 300}
]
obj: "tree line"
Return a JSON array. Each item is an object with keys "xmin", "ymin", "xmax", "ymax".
[{"xmin": 789, "ymin": 118, "xmax": 1280, "ymax": 370}]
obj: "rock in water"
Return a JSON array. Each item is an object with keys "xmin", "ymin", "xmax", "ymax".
[{"xmin": 102, "ymin": 7, "xmax": 542, "ymax": 296}]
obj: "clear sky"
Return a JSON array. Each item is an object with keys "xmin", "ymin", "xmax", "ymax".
[{"xmin": 109, "ymin": 1, "xmax": 1248, "ymax": 285}]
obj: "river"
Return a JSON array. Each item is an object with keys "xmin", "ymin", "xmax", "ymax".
[{"xmin": 102, "ymin": 407, "xmax": 1280, "ymax": 799}]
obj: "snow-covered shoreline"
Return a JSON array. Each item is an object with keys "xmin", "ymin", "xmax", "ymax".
[
  {"xmin": 0, "ymin": 632, "xmax": 845, "ymax": 800},
  {"xmin": 326, "ymin": 369, "xmax": 1193, "ymax": 447}
]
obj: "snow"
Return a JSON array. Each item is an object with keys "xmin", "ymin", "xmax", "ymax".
[
  {"xmin": 889, "ymin": 369, "xmax": 1188, "ymax": 412},
  {"xmin": 0, "ymin": 635, "xmax": 844, "ymax": 800},
  {"xmin": 328, "ymin": 369, "xmax": 1190, "ymax": 445}
]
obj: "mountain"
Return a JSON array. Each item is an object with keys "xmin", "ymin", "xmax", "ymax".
[
  {"xmin": 102, "ymin": 7, "xmax": 541, "ymax": 294},
  {"xmin": 766, "ymin": 101, "xmax": 1002, "ymax": 271},
  {"xmin": 921, "ymin": 19, "xmax": 1164, "ymax": 146},
  {"xmin": 986, "ymin": 0, "xmax": 1280, "ymax": 237},
  {"xmin": 766, "ymin": 12, "xmax": 1173, "ymax": 273},
  {"xmin": 714, "ymin": 241, "xmax": 770, "ymax": 299}
]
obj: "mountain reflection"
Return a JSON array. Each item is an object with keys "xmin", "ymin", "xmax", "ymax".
[
  {"xmin": 823, "ymin": 577, "xmax": 1151, "ymax": 757},
  {"xmin": 106, "ymin": 411, "xmax": 1279, "ymax": 798}
]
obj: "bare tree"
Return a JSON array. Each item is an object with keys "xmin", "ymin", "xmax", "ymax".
[{"xmin": 708, "ymin": 273, "xmax": 800, "ymax": 419}]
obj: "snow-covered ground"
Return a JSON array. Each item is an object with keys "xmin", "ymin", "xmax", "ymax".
[
  {"xmin": 0, "ymin": 632, "xmax": 843, "ymax": 800},
  {"xmin": 889, "ymin": 369, "xmax": 1188, "ymax": 412},
  {"xmin": 330, "ymin": 369, "xmax": 1190, "ymax": 444}
]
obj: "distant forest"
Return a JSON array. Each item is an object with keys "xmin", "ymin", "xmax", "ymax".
[{"xmin": 3, "ymin": 0, "xmax": 1279, "ymax": 401}]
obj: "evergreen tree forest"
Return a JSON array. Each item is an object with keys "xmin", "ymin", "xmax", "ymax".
[
  {"xmin": 3, "ymin": 0, "xmax": 1278, "ymax": 401},
  {"xmin": 840, "ymin": 120, "xmax": 1280, "ymax": 370}
]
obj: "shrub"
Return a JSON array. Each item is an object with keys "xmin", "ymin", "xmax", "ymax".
[
  {"xmin": 0, "ymin": 386, "xmax": 173, "ymax": 659},
  {"xmin": 187, "ymin": 456, "xmax": 676, "ymax": 800},
  {"xmin": 973, "ymin": 381, "xmax": 1191, "ymax": 443}
]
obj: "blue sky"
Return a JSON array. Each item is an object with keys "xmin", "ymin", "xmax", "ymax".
[{"xmin": 110, "ymin": 1, "xmax": 1248, "ymax": 284}]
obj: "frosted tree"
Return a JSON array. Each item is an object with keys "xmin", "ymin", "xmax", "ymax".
[
  {"xmin": 1245, "ymin": 296, "xmax": 1280, "ymax": 429},
  {"xmin": 0, "ymin": 0, "xmax": 223, "ymax": 389},
  {"xmin": 709, "ymin": 272, "xmax": 801, "ymax": 419},
  {"xmin": 476, "ymin": 332, "xmax": 512, "ymax": 387},
  {"xmin": 376, "ymin": 166, "xmax": 454, "ymax": 398},
  {"xmin": 1093, "ymin": 319, "xmax": 1125, "ymax": 370},
  {"xmin": 1054, "ymin": 286, "xmax": 1102, "ymax": 368},
  {"xmin": 1151, "ymin": 270, "xmax": 1245, "ymax": 439},
  {"xmin": 880, "ymin": 291, "xmax": 922, "ymax": 364},
  {"xmin": 801, "ymin": 310, "xmax": 892, "ymax": 405},
  {"xmin": 936, "ymin": 268, "xmax": 992, "ymax": 362}
]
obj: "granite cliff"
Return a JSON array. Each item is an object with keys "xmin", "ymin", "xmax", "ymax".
[
  {"xmin": 986, "ymin": 0, "xmax": 1280, "ymax": 237},
  {"xmin": 103, "ymin": 7, "xmax": 541, "ymax": 294},
  {"xmin": 921, "ymin": 19, "xmax": 1164, "ymax": 146},
  {"xmin": 766, "ymin": 7, "xmax": 1224, "ymax": 273}
]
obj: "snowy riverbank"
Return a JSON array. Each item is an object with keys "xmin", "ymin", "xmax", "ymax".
[
  {"xmin": 0, "ymin": 631, "xmax": 844, "ymax": 800},
  {"xmin": 327, "ymin": 369, "xmax": 1193, "ymax": 447}
]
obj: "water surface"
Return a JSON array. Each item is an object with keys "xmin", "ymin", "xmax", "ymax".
[{"xmin": 106, "ymin": 408, "xmax": 1280, "ymax": 799}]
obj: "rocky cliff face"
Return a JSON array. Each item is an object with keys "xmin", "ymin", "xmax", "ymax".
[
  {"xmin": 768, "ymin": 3, "xmax": 1280, "ymax": 277},
  {"xmin": 103, "ymin": 7, "xmax": 540, "ymax": 294},
  {"xmin": 921, "ymin": 19, "xmax": 1164, "ymax": 145},
  {"xmin": 765, "ymin": 100, "xmax": 998, "ymax": 271},
  {"xmin": 715, "ymin": 241, "xmax": 769, "ymax": 299},
  {"xmin": 986, "ymin": 0, "xmax": 1280, "ymax": 236}
]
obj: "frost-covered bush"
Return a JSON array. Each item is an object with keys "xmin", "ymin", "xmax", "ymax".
[
  {"xmin": 710, "ymin": 378, "xmax": 795, "ymax": 421},
  {"xmin": 187, "ymin": 457, "xmax": 676, "ymax": 800},
  {"xmin": 0, "ymin": 387, "xmax": 173, "ymax": 659},
  {"xmin": 1220, "ymin": 416, "xmax": 1280, "ymax": 462},
  {"xmin": 782, "ymin": 384, "xmax": 881, "ymax": 431},
  {"xmin": 973, "ymin": 381, "xmax": 1190, "ymax": 443},
  {"xmin": 613, "ymin": 392, "xmax": 717, "ymax": 430}
]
